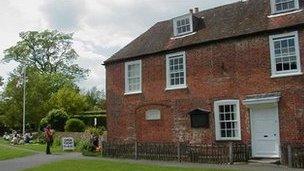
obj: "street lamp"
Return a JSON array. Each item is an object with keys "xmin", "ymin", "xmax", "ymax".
[{"xmin": 22, "ymin": 66, "xmax": 26, "ymax": 136}]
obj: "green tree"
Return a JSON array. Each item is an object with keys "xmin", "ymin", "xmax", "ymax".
[
  {"xmin": 3, "ymin": 30, "xmax": 89, "ymax": 79},
  {"xmin": 39, "ymin": 109, "xmax": 69, "ymax": 131},
  {"xmin": 0, "ymin": 76, "xmax": 3, "ymax": 86},
  {"xmin": 85, "ymin": 87, "xmax": 106, "ymax": 110},
  {"xmin": 64, "ymin": 118, "xmax": 86, "ymax": 132},
  {"xmin": 0, "ymin": 69, "xmax": 75, "ymax": 129},
  {"xmin": 48, "ymin": 86, "xmax": 89, "ymax": 116}
]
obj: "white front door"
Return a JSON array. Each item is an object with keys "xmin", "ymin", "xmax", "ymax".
[{"xmin": 251, "ymin": 104, "xmax": 280, "ymax": 158}]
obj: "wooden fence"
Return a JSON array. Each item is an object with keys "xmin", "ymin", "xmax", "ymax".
[
  {"xmin": 102, "ymin": 142, "xmax": 250, "ymax": 164},
  {"xmin": 281, "ymin": 143, "xmax": 304, "ymax": 168}
]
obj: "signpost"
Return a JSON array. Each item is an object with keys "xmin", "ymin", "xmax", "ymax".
[{"xmin": 62, "ymin": 137, "xmax": 75, "ymax": 151}]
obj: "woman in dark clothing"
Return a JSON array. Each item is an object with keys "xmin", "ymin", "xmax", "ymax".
[{"xmin": 44, "ymin": 125, "xmax": 53, "ymax": 154}]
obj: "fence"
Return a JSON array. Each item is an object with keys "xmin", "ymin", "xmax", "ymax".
[
  {"xmin": 102, "ymin": 141, "xmax": 250, "ymax": 164},
  {"xmin": 281, "ymin": 143, "xmax": 304, "ymax": 168}
]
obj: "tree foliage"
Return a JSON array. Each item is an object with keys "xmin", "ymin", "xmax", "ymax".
[
  {"xmin": 48, "ymin": 86, "xmax": 89, "ymax": 116},
  {"xmin": 86, "ymin": 87, "xmax": 106, "ymax": 110},
  {"xmin": 0, "ymin": 69, "xmax": 75, "ymax": 129},
  {"xmin": 65, "ymin": 118, "xmax": 86, "ymax": 132},
  {"xmin": 3, "ymin": 30, "xmax": 89, "ymax": 79},
  {"xmin": 0, "ymin": 76, "xmax": 3, "ymax": 86},
  {"xmin": 39, "ymin": 109, "xmax": 69, "ymax": 131}
]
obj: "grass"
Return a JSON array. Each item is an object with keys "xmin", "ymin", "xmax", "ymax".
[
  {"xmin": 0, "ymin": 138, "xmax": 62, "ymax": 155},
  {"xmin": 0, "ymin": 144, "xmax": 35, "ymax": 160},
  {"xmin": 24, "ymin": 159, "xmax": 236, "ymax": 171}
]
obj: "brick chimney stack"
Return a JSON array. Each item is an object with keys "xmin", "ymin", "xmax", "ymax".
[{"xmin": 194, "ymin": 7, "xmax": 199, "ymax": 13}]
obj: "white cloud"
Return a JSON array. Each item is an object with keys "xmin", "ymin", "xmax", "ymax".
[{"xmin": 0, "ymin": 0, "xmax": 239, "ymax": 91}]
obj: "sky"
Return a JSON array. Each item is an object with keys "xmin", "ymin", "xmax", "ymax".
[{"xmin": 0, "ymin": 0, "xmax": 239, "ymax": 91}]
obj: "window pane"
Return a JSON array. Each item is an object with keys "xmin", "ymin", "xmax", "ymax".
[
  {"xmin": 221, "ymin": 130, "xmax": 226, "ymax": 137},
  {"xmin": 217, "ymin": 103, "xmax": 239, "ymax": 139},
  {"xmin": 272, "ymin": 35, "xmax": 299, "ymax": 73},
  {"xmin": 283, "ymin": 62, "xmax": 290, "ymax": 70},
  {"xmin": 291, "ymin": 62, "xmax": 297, "ymax": 70},
  {"xmin": 219, "ymin": 106, "xmax": 224, "ymax": 113},
  {"xmin": 126, "ymin": 62, "xmax": 140, "ymax": 92},
  {"xmin": 276, "ymin": 63, "xmax": 283, "ymax": 71},
  {"xmin": 168, "ymin": 55, "xmax": 185, "ymax": 87}
]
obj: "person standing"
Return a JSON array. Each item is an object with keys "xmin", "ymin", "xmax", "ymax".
[{"xmin": 44, "ymin": 125, "xmax": 53, "ymax": 154}]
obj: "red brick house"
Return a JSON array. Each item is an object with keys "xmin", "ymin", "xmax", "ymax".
[{"xmin": 104, "ymin": 0, "xmax": 304, "ymax": 158}]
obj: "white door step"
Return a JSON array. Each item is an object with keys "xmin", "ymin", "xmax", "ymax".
[{"xmin": 249, "ymin": 158, "xmax": 280, "ymax": 165}]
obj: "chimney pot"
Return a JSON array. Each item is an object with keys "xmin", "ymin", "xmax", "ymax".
[
  {"xmin": 194, "ymin": 7, "xmax": 199, "ymax": 13},
  {"xmin": 189, "ymin": 9, "xmax": 193, "ymax": 14}
]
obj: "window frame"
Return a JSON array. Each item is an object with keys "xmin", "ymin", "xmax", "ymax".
[
  {"xmin": 269, "ymin": 31, "xmax": 302, "ymax": 78},
  {"xmin": 124, "ymin": 60, "xmax": 142, "ymax": 95},
  {"xmin": 173, "ymin": 14, "xmax": 193, "ymax": 37},
  {"xmin": 165, "ymin": 51, "xmax": 187, "ymax": 90},
  {"xmin": 214, "ymin": 100, "xmax": 241, "ymax": 141},
  {"xmin": 270, "ymin": 0, "xmax": 299, "ymax": 14}
]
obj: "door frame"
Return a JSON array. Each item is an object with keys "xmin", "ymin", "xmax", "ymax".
[
  {"xmin": 243, "ymin": 94, "xmax": 281, "ymax": 158},
  {"xmin": 249, "ymin": 103, "xmax": 281, "ymax": 158}
]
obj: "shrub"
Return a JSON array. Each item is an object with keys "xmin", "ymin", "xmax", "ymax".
[
  {"xmin": 85, "ymin": 127, "xmax": 105, "ymax": 136},
  {"xmin": 78, "ymin": 139, "xmax": 94, "ymax": 152},
  {"xmin": 64, "ymin": 118, "xmax": 85, "ymax": 132},
  {"xmin": 39, "ymin": 109, "xmax": 69, "ymax": 131}
]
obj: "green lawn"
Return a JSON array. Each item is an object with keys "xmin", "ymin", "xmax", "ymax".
[
  {"xmin": 0, "ymin": 145, "xmax": 35, "ymax": 160},
  {"xmin": 24, "ymin": 159, "xmax": 236, "ymax": 171},
  {"xmin": 0, "ymin": 138, "xmax": 62, "ymax": 155}
]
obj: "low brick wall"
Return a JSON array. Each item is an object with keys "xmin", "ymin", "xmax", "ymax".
[{"xmin": 55, "ymin": 132, "xmax": 91, "ymax": 142}]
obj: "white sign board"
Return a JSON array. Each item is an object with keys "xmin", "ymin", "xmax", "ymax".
[
  {"xmin": 62, "ymin": 137, "xmax": 75, "ymax": 151},
  {"xmin": 145, "ymin": 109, "xmax": 161, "ymax": 120}
]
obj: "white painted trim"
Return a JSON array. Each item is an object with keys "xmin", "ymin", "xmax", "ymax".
[
  {"xmin": 271, "ymin": 72, "xmax": 303, "ymax": 78},
  {"xmin": 268, "ymin": 9, "xmax": 303, "ymax": 18},
  {"xmin": 214, "ymin": 100, "xmax": 242, "ymax": 141},
  {"xmin": 269, "ymin": 31, "xmax": 302, "ymax": 78},
  {"xmin": 243, "ymin": 96, "xmax": 280, "ymax": 105},
  {"xmin": 170, "ymin": 32, "xmax": 197, "ymax": 40},
  {"xmin": 166, "ymin": 51, "xmax": 187, "ymax": 90},
  {"xmin": 124, "ymin": 91, "xmax": 142, "ymax": 96},
  {"xmin": 124, "ymin": 60, "xmax": 142, "ymax": 94},
  {"xmin": 173, "ymin": 14, "xmax": 193, "ymax": 37},
  {"xmin": 165, "ymin": 85, "xmax": 188, "ymax": 91},
  {"xmin": 270, "ymin": 0, "xmax": 299, "ymax": 14}
]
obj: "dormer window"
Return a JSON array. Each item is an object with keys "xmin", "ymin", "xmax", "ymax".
[
  {"xmin": 271, "ymin": 0, "xmax": 299, "ymax": 14},
  {"xmin": 173, "ymin": 14, "xmax": 193, "ymax": 37}
]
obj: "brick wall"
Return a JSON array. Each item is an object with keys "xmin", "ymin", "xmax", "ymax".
[{"xmin": 105, "ymin": 28, "xmax": 304, "ymax": 144}]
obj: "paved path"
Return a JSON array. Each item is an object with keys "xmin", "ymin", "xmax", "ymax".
[
  {"xmin": 0, "ymin": 151, "xmax": 303, "ymax": 171},
  {"xmin": 0, "ymin": 152, "xmax": 81, "ymax": 171}
]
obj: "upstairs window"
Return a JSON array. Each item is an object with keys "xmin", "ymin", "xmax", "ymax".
[
  {"xmin": 214, "ymin": 100, "xmax": 241, "ymax": 141},
  {"xmin": 173, "ymin": 14, "xmax": 193, "ymax": 36},
  {"xmin": 125, "ymin": 60, "xmax": 142, "ymax": 94},
  {"xmin": 271, "ymin": 0, "xmax": 299, "ymax": 14},
  {"xmin": 269, "ymin": 31, "xmax": 302, "ymax": 77},
  {"xmin": 166, "ymin": 52, "xmax": 187, "ymax": 90}
]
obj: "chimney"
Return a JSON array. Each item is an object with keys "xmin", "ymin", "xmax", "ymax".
[
  {"xmin": 194, "ymin": 7, "xmax": 199, "ymax": 13},
  {"xmin": 189, "ymin": 9, "xmax": 193, "ymax": 14}
]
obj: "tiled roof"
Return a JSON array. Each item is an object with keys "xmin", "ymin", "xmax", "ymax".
[{"xmin": 104, "ymin": 0, "xmax": 304, "ymax": 64}]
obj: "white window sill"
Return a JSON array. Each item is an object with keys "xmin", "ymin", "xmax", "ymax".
[
  {"xmin": 165, "ymin": 85, "xmax": 188, "ymax": 91},
  {"xmin": 216, "ymin": 138, "xmax": 242, "ymax": 141},
  {"xmin": 124, "ymin": 91, "xmax": 142, "ymax": 96},
  {"xmin": 171, "ymin": 32, "xmax": 197, "ymax": 40},
  {"xmin": 268, "ymin": 9, "xmax": 303, "ymax": 18},
  {"xmin": 271, "ymin": 72, "xmax": 303, "ymax": 78}
]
